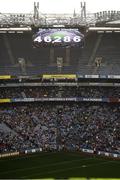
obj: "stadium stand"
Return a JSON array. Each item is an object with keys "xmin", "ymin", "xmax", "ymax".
[
  {"xmin": 1, "ymin": 86, "xmax": 120, "ymax": 98},
  {"xmin": 0, "ymin": 7, "xmax": 120, "ymax": 161},
  {"xmin": 0, "ymin": 102, "xmax": 119, "ymax": 154},
  {"xmin": 95, "ymin": 33, "xmax": 120, "ymax": 74}
]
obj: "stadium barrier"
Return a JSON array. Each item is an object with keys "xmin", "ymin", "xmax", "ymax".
[
  {"xmin": 0, "ymin": 99, "xmax": 11, "ymax": 103},
  {"xmin": 1, "ymin": 74, "xmax": 120, "ymax": 80},
  {"xmin": 0, "ymin": 152, "xmax": 19, "ymax": 158},
  {"xmin": 0, "ymin": 75, "xmax": 11, "ymax": 79},
  {"xmin": 77, "ymin": 74, "xmax": 120, "ymax": 79},
  {"xmin": 12, "ymin": 98, "xmax": 76, "ymax": 102},
  {"xmin": 80, "ymin": 148, "xmax": 94, "ymax": 153},
  {"xmin": 0, "ymin": 148, "xmax": 119, "ymax": 159},
  {"xmin": 98, "ymin": 151, "xmax": 120, "ymax": 158},
  {"xmin": 43, "ymin": 74, "xmax": 77, "ymax": 79},
  {"xmin": 25, "ymin": 148, "xmax": 42, "ymax": 154},
  {"xmin": 81, "ymin": 98, "xmax": 103, "ymax": 102},
  {"xmin": 1, "ymin": 82, "xmax": 120, "ymax": 87},
  {"xmin": 43, "ymin": 74, "xmax": 120, "ymax": 79},
  {"xmin": 0, "ymin": 97, "xmax": 120, "ymax": 103},
  {"xmin": 10, "ymin": 97, "xmax": 120, "ymax": 103},
  {"xmin": 80, "ymin": 148, "xmax": 120, "ymax": 159},
  {"xmin": 12, "ymin": 98, "xmax": 35, "ymax": 102},
  {"xmin": 11, "ymin": 97, "xmax": 108, "ymax": 102},
  {"xmin": 23, "ymin": 148, "xmax": 120, "ymax": 159}
]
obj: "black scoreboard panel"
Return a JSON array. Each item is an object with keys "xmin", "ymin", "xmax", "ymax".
[{"xmin": 32, "ymin": 27, "xmax": 85, "ymax": 48}]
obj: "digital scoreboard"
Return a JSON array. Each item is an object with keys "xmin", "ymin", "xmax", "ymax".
[{"xmin": 32, "ymin": 28, "xmax": 84, "ymax": 48}]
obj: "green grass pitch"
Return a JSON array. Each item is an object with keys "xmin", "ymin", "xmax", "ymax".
[{"xmin": 0, "ymin": 152, "xmax": 119, "ymax": 179}]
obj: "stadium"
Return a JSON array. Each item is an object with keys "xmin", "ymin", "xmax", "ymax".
[{"xmin": 0, "ymin": 1, "xmax": 120, "ymax": 179}]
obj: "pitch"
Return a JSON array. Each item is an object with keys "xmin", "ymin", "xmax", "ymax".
[{"xmin": 0, "ymin": 152, "xmax": 119, "ymax": 179}]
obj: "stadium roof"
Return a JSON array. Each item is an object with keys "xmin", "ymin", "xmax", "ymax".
[{"xmin": 107, "ymin": 20, "xmax": 120, "ymax": 24}]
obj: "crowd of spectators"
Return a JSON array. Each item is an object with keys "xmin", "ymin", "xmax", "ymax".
[
  {"xmin": 0, "ymin": 103, "xmax": 119, "ymax": 154},
  {"xmin": 0, "ymin": 86, "xmax": 120, "ymax": 98},
  {"xmin": 0, "ymin": 104, "xmax": 57, "ymax": 152}
]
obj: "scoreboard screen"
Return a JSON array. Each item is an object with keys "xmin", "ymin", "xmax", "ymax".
[{"xmin": 32, "ymin": 28, "xmax": 84, "ymax": 48}]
